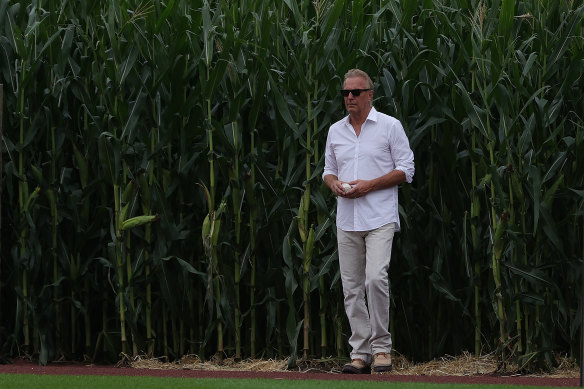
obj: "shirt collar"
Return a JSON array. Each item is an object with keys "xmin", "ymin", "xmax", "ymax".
[{"xmin": 344, "ymin": 106, "xmax": 378, "ymax": 127}]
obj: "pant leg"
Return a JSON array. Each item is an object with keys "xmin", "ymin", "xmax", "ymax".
[
  {"xmin": 364, "ymin": 222, "xmax": 396, "ymax": 355},
  {"xmin": 337, "ymin": 227, "xmax": 371, "ymax": 363}
]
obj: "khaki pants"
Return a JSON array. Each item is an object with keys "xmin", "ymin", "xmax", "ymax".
[{"xmin": 337, "ymin": 222, "xmax": 396, "ymax": 363}]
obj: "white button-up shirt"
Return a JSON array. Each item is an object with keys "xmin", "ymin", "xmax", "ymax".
[{"xmin": 323, "ymin": 107, "xmax": 415, "ymax": 232}]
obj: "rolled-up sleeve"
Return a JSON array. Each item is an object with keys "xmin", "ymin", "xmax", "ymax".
[
  {"xmin": 390, "ymin": 121, "xmax": 415, "ymax": 183},
  {"xmin": 322, "ymin": 127, "xmax": 338, "ymax": 180}
]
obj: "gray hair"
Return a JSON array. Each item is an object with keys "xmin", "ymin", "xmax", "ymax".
[{"xmin": 343, "ymin": 69, "xmax": 374, "ymax": 89}]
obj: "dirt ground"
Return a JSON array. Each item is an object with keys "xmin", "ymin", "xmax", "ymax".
[{"xmin": 0, "ymin": 352, "xmax": 580, "ymax": 387}]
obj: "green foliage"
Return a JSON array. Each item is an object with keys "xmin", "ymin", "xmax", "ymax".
[{"xmin": 0, "ymin": 0, "xmax": 583, "ymax": 371}]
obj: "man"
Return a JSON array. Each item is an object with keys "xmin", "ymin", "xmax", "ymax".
[{"xmin": 322, "ymin": 69, "xmax": 414, "ymax": 374}]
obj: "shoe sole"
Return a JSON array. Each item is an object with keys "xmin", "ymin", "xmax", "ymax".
[
  {"xmin": 342, "ymin": 365, "xmax": 371, "ymax": 374},
  {"xmin": 372, "ymin": 365, "xmax": 392, "ymax": 373}
]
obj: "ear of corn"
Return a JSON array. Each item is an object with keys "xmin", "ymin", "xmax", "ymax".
[{"xmin": 120, "ymin": 215, "xmax": 160, "ymax": 231}]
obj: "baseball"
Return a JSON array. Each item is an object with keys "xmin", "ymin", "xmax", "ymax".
[{"xmin": 342, "ymin": 183, "xmax": 352, "ymax": 193}]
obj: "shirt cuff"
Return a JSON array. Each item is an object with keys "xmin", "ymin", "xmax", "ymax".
[{"xmin": 395, "ymin": 166, "xmax": 414, "ymax": 184}]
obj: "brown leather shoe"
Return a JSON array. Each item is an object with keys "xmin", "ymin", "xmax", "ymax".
[
  {"xmin": 342, "ymin": 358, "xmax": 371, "ymax": 374},
  {"xmin": 372, "ymin": 352, "xmax": 392, "ymax": 373}
]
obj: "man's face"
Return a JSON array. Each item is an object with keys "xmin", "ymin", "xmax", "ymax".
[{"xmin": 343, "ymin": 76, "xmax": 373, "ymax": 117}]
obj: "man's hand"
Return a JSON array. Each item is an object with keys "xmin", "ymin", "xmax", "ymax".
[
  {"xmin": 343, "ymin": 170, "xmax": 406, "ymax": 198},
  {"xmin": 343, "ymin": 179, "xmax": 372, "ymax": 198},
  {"xmin": 331, "ymin": 180, "xmax": 348, "ymax": 197},
  {"xmin": 323, "ymin": 174, "xmax": 351, "ymax": 197}
]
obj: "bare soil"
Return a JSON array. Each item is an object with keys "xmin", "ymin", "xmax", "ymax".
[{"xmin": 0, "ymin": 352, "xmax": 580, "ymax": 387}]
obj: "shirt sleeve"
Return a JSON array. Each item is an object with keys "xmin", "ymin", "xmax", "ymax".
[
  {"xmin": 322, "ymin": 127, "xmax": 338, "ymax": 180},
  {"xmin": 390, "ymin": 120, "xmax": 415, "ymax": 183}
]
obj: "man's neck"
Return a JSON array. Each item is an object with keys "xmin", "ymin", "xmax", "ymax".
[{"xmin": 349, "ymin": 106, "xmax": 372, "ymax": 127}]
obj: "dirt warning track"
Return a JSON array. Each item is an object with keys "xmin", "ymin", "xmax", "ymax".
[{"xmin": 0, "ymin": 359, "xmax": 579, "ymax": 387}]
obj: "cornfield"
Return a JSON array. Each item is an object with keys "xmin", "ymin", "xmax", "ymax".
[{"xmin": 0, "ymin": 0, "xmax": 583, "ymax": 371}]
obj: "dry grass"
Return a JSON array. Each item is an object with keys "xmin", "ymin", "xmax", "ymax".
[
  {"xmin": 129, "ymin": 351, "xmax": 580, "ymax": 378},
  {"xmin": 130, "ymin": 355, "xmax": 289, "ymax": 372}
]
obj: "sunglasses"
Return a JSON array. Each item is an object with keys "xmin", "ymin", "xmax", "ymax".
[{"xmin": 341, "ymin": 88, "xmax": 372, "ymax": 97}]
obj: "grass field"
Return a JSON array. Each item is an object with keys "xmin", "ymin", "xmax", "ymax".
[{"xmin": 0, "ymin": 373, "xmax": 571, "ymax": 389}]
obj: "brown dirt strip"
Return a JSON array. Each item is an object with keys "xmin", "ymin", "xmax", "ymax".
[{"xmin": 0, "ymin": 360, "xmax": 579, "ymax": 387}]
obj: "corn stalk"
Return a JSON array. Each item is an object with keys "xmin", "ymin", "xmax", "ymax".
[{"xmin": 228, "ymin": 120, "xmax": 243, "ymax": 360}]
